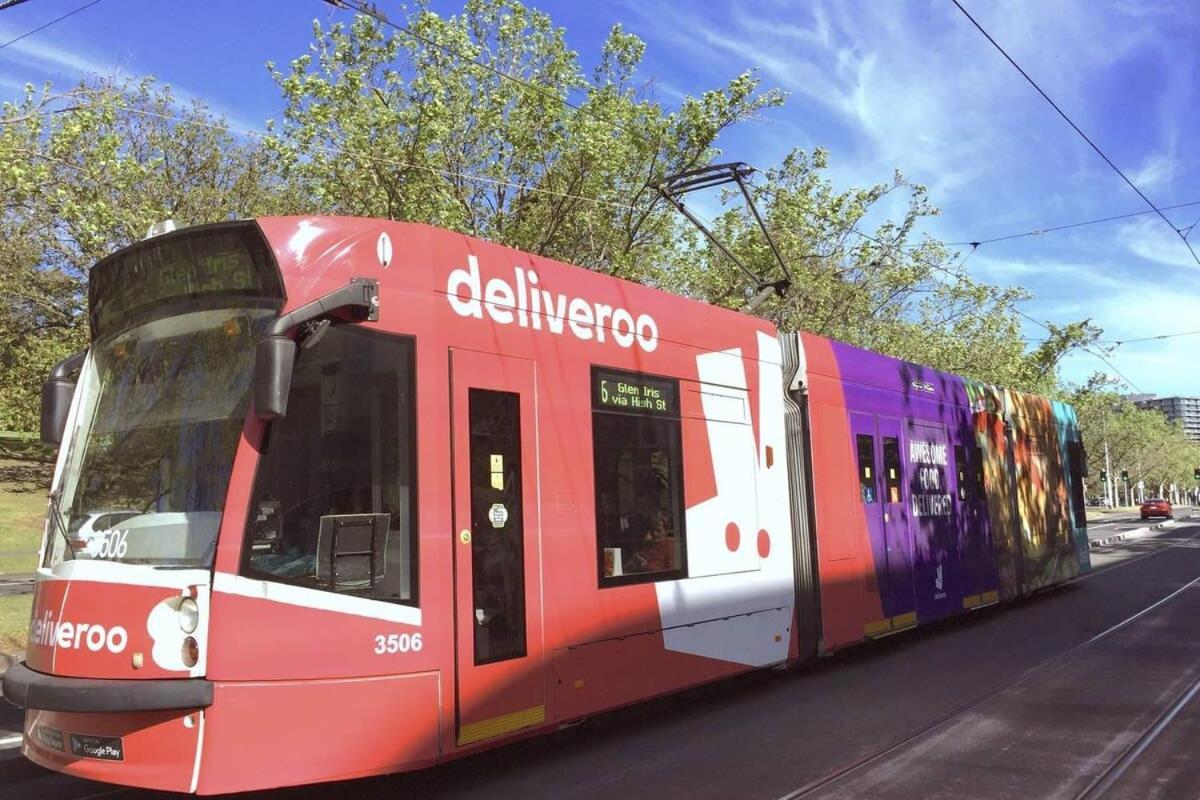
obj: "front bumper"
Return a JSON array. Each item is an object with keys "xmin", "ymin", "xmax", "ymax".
[{"xmin": 2, "ymin": 662, "xmax": 212, "ymax": 712}]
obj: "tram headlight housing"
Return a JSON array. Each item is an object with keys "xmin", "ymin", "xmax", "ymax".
[
  {"xmin": 178, "ymin": 597, "xmax": 199, "ymax": 634},
  {"xmin": 182, "ymin": 636, "xmax": 199, "ymax": 668}
]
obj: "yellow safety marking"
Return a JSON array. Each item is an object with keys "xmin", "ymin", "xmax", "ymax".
[
  {"xmin": 980, "ymin": 590, "xmax": 999, "ymax": 605},
  {"xmin": 863, "ymin": 618, "xmax": 893, "ymax": 637},
  {"xmin": 865, "ymin": 610, "xmax": 919, "ymax": 638},
  {"xmin": 457, "ymin": 704, "xmax": 545, "ymax": 746},
  {"xmin": 962, "ymin": 594, "xmax": 982, "ymax": 609}
]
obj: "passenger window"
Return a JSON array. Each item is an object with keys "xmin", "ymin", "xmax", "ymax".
[
  {"xmin": 467, "ymin": 389, "xmax": 527, "ymax": 664},
  {"xmin": 882, "ymin": 437, "xmax": 902, "ymax": 504},
  {"xmin": 592, "ymin": 367, "xmax": 687, "ymax": 586},
  {"xmin": 954, "ymin": 444, "xmax": 969, "ymax": 501},
  {"xmin": 241, "ymin": 326, "xmax": 418, "ymax": 605},
  {"xmin": 973, "ymin": 442, "xmax": 986, "ymax": 495},
  {"xmin": 1067, "ymin": 441, "xmax": 1087, "ymax": 528},
  {"xmin": 856, "ymin": 434, "xmax": 877, "ymax": 503}
]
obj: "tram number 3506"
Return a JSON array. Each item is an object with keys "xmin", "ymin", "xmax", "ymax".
[{"xmin": 374, "ymin": 633, "xmax": 423, "ymax": 654}]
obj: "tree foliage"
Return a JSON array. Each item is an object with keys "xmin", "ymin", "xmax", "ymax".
[
  {"xmin": 265, "ymin": 0, "xmax": 783, "ymax": 276},
  {"xmin": 0, "ymin": 77, "xmax": 284, "ymax": 430},
  {"xmin": 1073, "ymin": 380, "xmax": 1200, "ymax": 504},
  {"xmin": 0, "ymin": 0, "xmax": 1173, "ymax": 484}
]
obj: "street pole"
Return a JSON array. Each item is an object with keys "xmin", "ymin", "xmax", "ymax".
[{"xmin": 1104, "ymin": 439, "xmax": 1113, "ymax": 508}]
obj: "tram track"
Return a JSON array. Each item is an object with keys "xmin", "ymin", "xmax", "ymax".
[
  {"xmin": 1074, "ymin": 669, "xmax": 1200, "ymax": 799},
  {"xmin": 775, "ymin": 523, "xmax": 1200, "ymax": 800},
  {"xmin": 8, "ymin": 526, "xmax": 1200, "ymax": 800}
]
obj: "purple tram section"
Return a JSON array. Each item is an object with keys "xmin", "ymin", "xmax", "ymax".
[{"xmin": 826, "ymin": 339, "xmax": 1088, "ymax": 629}]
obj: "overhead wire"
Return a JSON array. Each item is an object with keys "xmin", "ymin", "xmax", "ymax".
[
  {"xmin": 950, "ymin": 0, "xmax": 1200, "ymax": 269},
  {"xmin": 1105, "ymin": 329, "xmax": 1200, "ymax": 346},
  {"xmin": 0, "ymin": 0, "xmax": 102, "ymax": 51},
  {"xmin": 835, "ymin": 218, "xmax": 1147, "ymax": 392},
  {"xmin": 4, "ymin": 1, "xmax": 1166, "ymax": 388},
  {"xmin": 29, "ymin": 97, "xmax": 1150, "ymax": 390},
  {"xmin": 948, "ymin": 197, "xmax": 1200, "ymax": 248}
]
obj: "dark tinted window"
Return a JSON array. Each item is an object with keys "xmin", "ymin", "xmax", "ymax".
[
  {"xmin": 593, "ymin": 367, "xmax": 686, "ymax": 586},
  {"xmin": 242, "ymin": 326, "xmax": 417, "ymax": 605},
  {"xmin": 882, "ymin": 437, "xmax": 902, "ymax": 504},
  {"xmin": 1067, "ymin": 441, "xmax": 1087, "ymax": 528},
  {"xmin": 467, "ymin": 389, "xmax": 527, "ymax": 664},
  {"xmin": 954, "ymin": 444, "xmax": 969, "ymax": 501},
  {"xmin": 857, "ymin": 434, "xmax": 877, "ymax": 504}
]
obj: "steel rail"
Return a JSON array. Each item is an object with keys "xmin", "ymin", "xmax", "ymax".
[
  {"xmin": 1074, "ymin": 667, "xmax": 1200, "ymax": 798},
  {"xmin": 775, "ymin": 524, "xmax": 1200, "ymax": 800}
]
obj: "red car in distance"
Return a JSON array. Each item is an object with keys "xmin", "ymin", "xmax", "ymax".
[{"xmin": 1141, "ymin": 498, "xmax": 1173, "ymax": 520}]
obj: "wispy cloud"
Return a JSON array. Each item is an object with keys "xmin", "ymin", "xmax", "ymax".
[
  {"xmin": 1055, "ymin": 285, "xmax": 1200, "ymax": 393},
  {"xmin": 1116, "ymin": 217, "xmax": 1200, "ymax": 272},
  {"xmin": 1129, "ymin": 150, "xmax": 1179, "ymax": 192},
  {"xmin": 0, "ymin": 25, "xmax": 264, "ymax": 133}
]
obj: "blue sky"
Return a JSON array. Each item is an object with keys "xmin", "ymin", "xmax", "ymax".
[{"xmin": 2, "ymin": 0, "xmax": 1197, "ymax": 396}]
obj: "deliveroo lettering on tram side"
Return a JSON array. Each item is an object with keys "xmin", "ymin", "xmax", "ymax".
[
  {"xmin": 446, "ymin": 255, "xmax": 659, "ymax": 353},
  {"xmin": 909, "ymin": 440, "xmax": 953, "ymax": 517}
]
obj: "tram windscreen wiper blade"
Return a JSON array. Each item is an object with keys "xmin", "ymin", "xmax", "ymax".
[{"xmin": 46, "ymin": 490, "xmax": 76, "ymax": 561}]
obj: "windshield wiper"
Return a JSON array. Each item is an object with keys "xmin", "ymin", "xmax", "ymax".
[{"xmin": 46, "ymin": 490, "xmax": 77, "ymax": 561}]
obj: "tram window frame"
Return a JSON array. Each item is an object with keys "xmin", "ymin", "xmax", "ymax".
[
  {"xmin": 239, "ymin": 325, "xmax": 419, "ymax": 607},
  {"xmin": 882, "ymin": 437, "xmax": 902, "ymax": 504},
  {"xmin": 591, "ymin": 366, "xmax": 688, "ymax": 588},
  {"xmin": 856, "ymin": 434, "xmax": 878, "ymax": 504},
  {"xmin": 1067, "ymin": 440, "xmax": 1087, "ymax": 528},
  {"xmin": 954, "ymin": 444, "xmax": 969, "ymax": 501},
  {"xmin": 977, "ymin": 449, "xmax": 986, "ymax": 496}
]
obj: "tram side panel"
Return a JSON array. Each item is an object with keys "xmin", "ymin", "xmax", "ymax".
[
  {"xmin": 539, "ymin": 330, "xmax": 799, "ymax": 724},
  {"xmin": 797, "ymin": 333, "xmax": 885, "ymax": 653},
  {"xmin": 799, "ymin": 333, "xmax": 1012, "ymax": 651},
  {"xmin": 1004, "ymin": 389, "xmax": 1088, "ymax": 591}
]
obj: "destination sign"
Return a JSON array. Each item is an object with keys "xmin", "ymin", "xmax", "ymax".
[
  {"xmin": 592, "ymin": 368, "xmax": 678, "ymax": 416},
  {"xmin": 89, "ymin": 224, "xmax": 283, "ymax": 337}
]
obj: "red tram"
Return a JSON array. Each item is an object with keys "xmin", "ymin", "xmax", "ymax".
[{"xmin": 3, "ymin": 217, "xmax": 1090, "ymax": 793}]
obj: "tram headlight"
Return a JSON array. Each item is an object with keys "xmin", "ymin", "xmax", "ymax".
[
  {"xmin": 182, "ymin": 636, "xmax": 200, "ymax": 668},
  {"xmin": 177, "ymin": 597, "xmax": 199, "ymax": 634}
]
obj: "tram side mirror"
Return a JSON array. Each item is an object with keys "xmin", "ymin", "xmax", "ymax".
[
  {"xmin": 40, "ymin": 379, "xmax": 75, "ymax": 446},
  {"xmin": 41, "ymin": 350, "xmax": 87, "ymax": 446},
  {"xmin": 254, "ymin": 336, "xmax": 297, "ymax": 421},
  {"xmin": 254, "ymin": 277, "xmax": 379, "ymax": 422}
]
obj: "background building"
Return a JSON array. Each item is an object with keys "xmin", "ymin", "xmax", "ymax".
[{"xmin": 1134, "ymin": 396, "xmax": 1200, "ymax": 441}]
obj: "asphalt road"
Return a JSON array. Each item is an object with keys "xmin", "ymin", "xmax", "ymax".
[
  {"xmin": 4, "ymin": 521, "xmax": 1200, "ymax": 800},
  {"xmin": 1087, "ymin": 506, "xmax": 1189, "ymax": 540},
  {"xmin": 0, "ymin": 573, "xmax": 34, "ymax": 598}
]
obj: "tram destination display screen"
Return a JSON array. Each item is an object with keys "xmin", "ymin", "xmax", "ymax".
[
  {"xmin": 592, "ymin": 368, "xmax": 679, "ymax": 416},
  {"xmin": 89, "ymin": 223, "xmax": 283, "ymax": 336}
]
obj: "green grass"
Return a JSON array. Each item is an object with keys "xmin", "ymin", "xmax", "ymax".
[
  {"xmin": 0, "ymin": 434, "xmax": 50, "ymax": 658},
  {"xmin": 0, "ymin": 470, "xmax": 48, "ymax": 574},
  {"xmin": 0, "ymin": 433, "xmax": 53, "ymax": 576},
  {"xmin": 0, "ymin": 593, "xmax": 32, "ymax": 657}
]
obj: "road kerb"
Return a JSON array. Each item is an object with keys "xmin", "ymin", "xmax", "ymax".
[{"xmin": 1089, "ymin": 519, "xmax": 1177, "ymax": 550}]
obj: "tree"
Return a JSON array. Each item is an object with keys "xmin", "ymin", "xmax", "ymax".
[
  {"xmin": 0, "ymin": 0, "xmax": 1122, "ymax": 435},
  {"xmin": 0, "ymin": 76, "xmax": 284, "ymax": 430},
  {"xmin": 1073, "ymin": 380, "xmax": 1200, "ymax": 505},
  {"xmin": 663, "ymin": 147, "xmax": 1065, "ymax": 392},
  {"xmin": 264, "ymin": 0, "xmax": 783, "ymax": 277}
]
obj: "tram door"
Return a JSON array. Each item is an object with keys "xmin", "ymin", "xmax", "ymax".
[
  {"xmin": 449, "ymin": 349, "xmax": 545, "ymax": 747},
  {"xmin": 877, "ymin": 416, "xmax": 915, "ymax": 622},
  {"xmin": 851, "ymin": 413, "xmax": 915, "ymax": 625}
]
